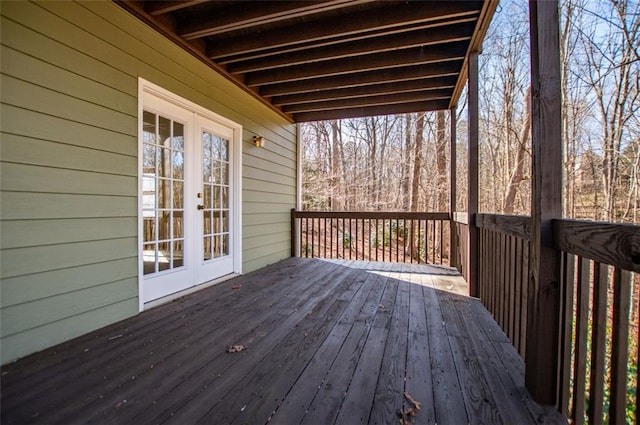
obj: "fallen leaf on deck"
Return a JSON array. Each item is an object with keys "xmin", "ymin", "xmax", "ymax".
[
  {"xmin": 403, "ymin": 391, "xmax": 421, "ymax": 410},
  {"xmin": 397, "ymin": 392, "xmax": 421, "ymax": 424},
  {"xmin": 226, "ymin": 344, "xmax": 247, "ymax": 353},
  {"xmin": 232, "ymin": 285, "xmax": 242, "ymax": 289}
]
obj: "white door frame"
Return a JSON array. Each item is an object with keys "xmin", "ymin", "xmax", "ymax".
[{"xmin": 137, "ymin": 78, "xmax": 242, "ymax": 311}]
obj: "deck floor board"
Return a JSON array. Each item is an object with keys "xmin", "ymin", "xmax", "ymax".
[{"xmin": 1, "ymin": 258, "xmax": 566, "ymax": 425}]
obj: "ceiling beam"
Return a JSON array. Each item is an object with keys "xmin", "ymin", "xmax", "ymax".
[
  {"xmin": 293, "ymin": 99, "xmax": 450, "ymax": 122},
  {"xmin": 281, "ymin": 89, "xmax": 452, "ymax": 113},
  {"xmin": 145, "ymin": 0, "xmax": 208, "ymax": 16},
  {"xmin": 207, "ymin": 1, "xmax": 482, "ymax": 59},
  {"xmin": 245, "ymin": 41, "xmax": 468, "ymax": 86},
  {"xmin": 226, "ymin": 22, "xmax": 476, "ymax": 74},
  {"xmin": 260, "ymin": 60, "xmax": 463, "ymax": 96},
  {"xmin": 272, "ymin": 76, "xmax": 458, "ymax": 106},
  {"xmin": 216, "ymin": 17, "xmax": 477, "ymax": 65},
  {"xmin": 178, "ymin": 0, "xmax": 369, "ymax": 39}
]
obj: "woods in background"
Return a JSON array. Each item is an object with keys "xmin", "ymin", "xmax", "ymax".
[{"xmin": 301, "ymin": 0, "xmax": 639, "ymax": 224}]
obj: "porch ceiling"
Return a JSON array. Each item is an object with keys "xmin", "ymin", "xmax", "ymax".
[{"xmin": 115, "ymin": 0, "xmax": 497, "ymax": 122}]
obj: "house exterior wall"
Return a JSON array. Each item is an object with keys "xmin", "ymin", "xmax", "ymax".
[{"xmin": 0, "ymin": 0, "xmax": 297, "ymax": 364}]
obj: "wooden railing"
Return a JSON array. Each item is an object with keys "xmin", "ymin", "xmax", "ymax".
[
  {"xmin": 452, "ymin": 212, "xmax": 469, "ymax": 282},
  {"xmin": 554, "ymin": 219, "xmax": 640, "ymax": 424},
  {"xmin": 476, "ymin": 213, "xmax": 532, "ymax": 359},
  {"xmin": 291, "ymin": 210, "xmax": 451, "ymax": 265}
]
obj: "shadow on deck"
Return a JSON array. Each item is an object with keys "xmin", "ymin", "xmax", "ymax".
[{"xmin": 1, "ymin": 258, "xmax": 566, "ymax": 424}]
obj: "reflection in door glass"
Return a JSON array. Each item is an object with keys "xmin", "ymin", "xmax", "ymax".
[
  {"xmin": 202, "ymin": 131, "xmax": 231, "ymax": 261},
  {"xmin": 142, "ymin": 111, "xmax": 185, "ymax": 274}
]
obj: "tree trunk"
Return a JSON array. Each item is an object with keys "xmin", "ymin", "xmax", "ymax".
[
  {"xmin": 401, "ymin": 114, "xmax": 412, "ymax": 210},
  {"xmin": 409, "ymin": 112, "xmax": 425, "ymax": 262},
  {"xmin": 436, "ymin": 110, "xmax": 447, "ymax": 211},
  {"xmin": 330, "ymin": 120, "xmax": 340, "ymax": 210},
  {"xmin": 503, "ymin": 86, "xmax": 532, "ymax": 214}
]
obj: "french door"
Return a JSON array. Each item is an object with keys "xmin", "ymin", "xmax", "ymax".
[{"xmin": 139, "ymin": 85, "xmax": 240, "ymax": 305}]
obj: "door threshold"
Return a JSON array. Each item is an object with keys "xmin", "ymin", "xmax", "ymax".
[{"xmin": 143, "ymin": 273, "xmax": 240, "ymax": 310}]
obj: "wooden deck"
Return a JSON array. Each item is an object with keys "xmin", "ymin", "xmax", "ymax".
[{"xmin": 1, "ymin": 258, "xmax": 565, "ymax": 425}]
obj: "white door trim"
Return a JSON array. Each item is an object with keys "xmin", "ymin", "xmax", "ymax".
[{"xmin": 137, "ymin": 78, "xmax": 242, "ymax": 311}]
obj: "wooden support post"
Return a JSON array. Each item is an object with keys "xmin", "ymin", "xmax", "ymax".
[
  {"xmin": 291, "ymin": 208, "xmax": 297, "ymax": 257},
  {"xmin": 449, "ymin": 108, "xmax": 457, "ymax": 268},
  {"xmin": 525, "ymin": 0, "xmax": 562, "ymax": 406},
  {"xmin": 467, "ymin": 51, "xmax": 479, "ymax": 297}
]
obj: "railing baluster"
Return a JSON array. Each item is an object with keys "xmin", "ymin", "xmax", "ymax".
[
  {"xmin": 424, "ymin": 220, "xmax": 429, "ymax": 265},
  {"xmin": 588, "ymin": 262, "xmax": 608, "ymax": 424},
  {"xmin": 355, "ymin": 218, "xmax": 359, "ymax": 260},
  {"xmin": 349, "ymin": 218, "xmax": 353, "ymax": 260},
  {"xmin": 418, "ymin": 219, "xmax": 421, "ymax": 264},
  {"xmin": 375, "ymin": 219, "xmax": 379, "ymax": 262},
  {"xmin": 609, "ymin": 268, "xmax": 631, "ymax": 425},
  {"xmin": 521, "ymin": 239, "xmax": 529, "ymax": 359},
  {"xmin": 395, "ymin": 219, "xmax": 399, "ymax": 263},
  {"xmin": 403, "ymin": 219, "xmax": 407, "ymax": 263},
  {"xmin": 323, "ymin": 217, "xmax": 327, "ymax": 258},
  {"xmin": 572, "ymin": 256, "xmax": 590, "ymax": 425},
  {"xmin": 438, "ymin": 220, "xmax": 444, "ymax": 265},
  {"xmin": 513, "ymin": 236, "xmax": 522, "ymax": 353},
  {"xmin": 559, "ymin": 251, "xmax": 575, "ymax": 416}
]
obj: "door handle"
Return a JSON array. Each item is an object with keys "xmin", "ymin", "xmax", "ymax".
[{"xmin": 197, "ymin": 205, "xmax": 205, "ymax": 210}]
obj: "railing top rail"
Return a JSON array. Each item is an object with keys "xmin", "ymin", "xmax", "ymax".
[
  {"xmin": 452, "ymin": 212, "xmax": 469, "ymax": 225},
  {"xmin": 553, "ymin": 218, "xmax": 640, "ymax": 273},
  {"xmin": 476, "ymin": 213, "xmax": 532, "ymax": 241},
  {"xmin": 291, "ymin": 210, "xmax": 450, "ymax": 220}
]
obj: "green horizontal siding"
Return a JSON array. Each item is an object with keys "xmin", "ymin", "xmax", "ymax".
[{"xmin": 0, "ymin": 0, "xmax": 296, "ymax": 363}]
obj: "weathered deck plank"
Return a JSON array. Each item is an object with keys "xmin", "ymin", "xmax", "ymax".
[{"xmin": 1, "ymin": 258, "xmax": 566, "ymax": 425}]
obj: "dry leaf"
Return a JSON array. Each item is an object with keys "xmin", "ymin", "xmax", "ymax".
[
  {"xmin": 232, "ymin": 285, "xmax": 242, "ymax": 290},
  {"xmin": 226, "ymin": 344, "xmax": 247, "ymax": 353},
  {"xmin": 403, "ymin": 391, "xmax": 421, "ymax": 410},
  {"xmin": 397, "ymin": 392, "xmax": 421, "ymax": 424}
]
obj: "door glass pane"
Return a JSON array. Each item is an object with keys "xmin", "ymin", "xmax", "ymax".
[
  {"xmin": 204, "ymin": 211, "xmax": 212, "ymax": 235},
  {"xmin": 221, "ymin": 210, "xmax": 228, "ymax": 233},
  {"xmin": 220, "ymin": 138, "xmax": 228, "ymax": 161},
  {"xmin": 221, "ymin": 163, "xmax": 228, "ymax": 185},
  {"xmin": 213, "ymin": 235, "xmax": 221, "ymax": 257},
  {"xmin": 173, "ymin": 182, "xmax": 184, "ymax": 209},
  {"xmin": 143, "ymin": 243, "xmax": 157, "ymax": 274},
  {"xmin": 158, "ymin": 210, "xmax": 171, "ymax": 241},
  {"xmin": 142, "ymin": 110, "xmax": 186, "ymax": 275},
  {"xmin": 213, "ymin": 210, "xmax": 221, "ymax": 233},
  {"xmin": 173, "ymin": 122, "xmax": 184, "ymax": 150},
  {"xmin": 214, "ymin": 186, "xmax": 221, "ymax": 206},
  {"xmin": 158, "ymin": 240, "xmax": 170, "ymax": 271},
  {"xmin": 203, "ymin": 185, "xmax": 212, "ymax": 208},
  {"xmin": 201, "ymin": 130, "xmax": 231, "ymax": 261},
  {"xmin": 222, "ymin": 235, "xmax": 228, "ymax": 256},
  {"xmin": 143, "ymin": 213, "xmax": 155, "ymax": 242},
  {"xmin": 203, "ymin": 157, "xmax": 212, "ymax": 183},
  {"xmin": 173, "ymin": 240, "xmax": 184, "ymax": 268},
  {"xmin": 204, "ymin": 237, "xmax": 212, "ymax": 260},
  {"xmin": 213, "ymin": 162, "xmax": 221, "ymax": 185},
  {"xmin": 158, "ymin": 179, "xmax": 171, "ymax": 209},
  {"xmin": 173, "ymin": 213, "xmax": 183, "ymax": 239},
  {"xmin": 159, "ymin": 116, "xmax": 171, "ymax": 147},
  {"xmin": 172, "ymin": 151, "xmax": 184, "ymax": 180},
  {"xmin": 212, "ymin": 136, "xmax": 220, "ymax": 160},
  {"xmin": 142, "ymin": 144, "xmax": 156, "ymax": 174},
  {"xmin": 158, "ymin": 147, "xmax": 171, "ymax": 178}
]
